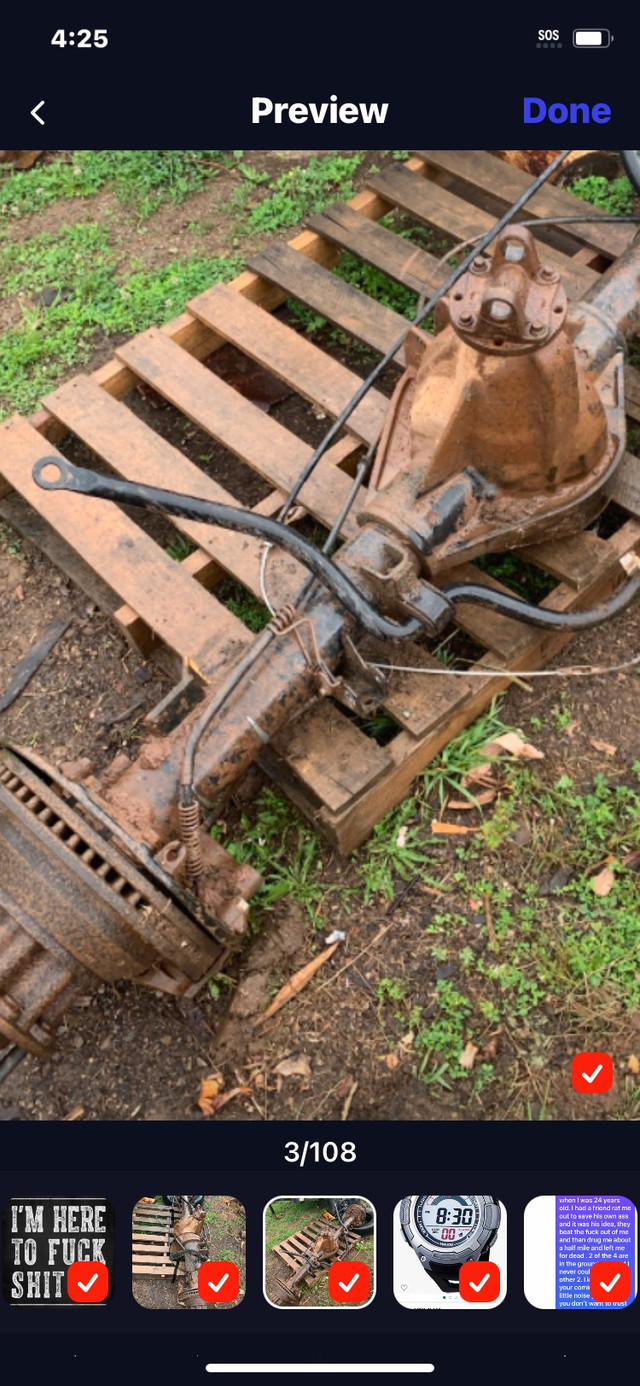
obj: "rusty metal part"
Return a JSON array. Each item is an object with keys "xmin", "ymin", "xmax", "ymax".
[
  {"xmin": 169, "ymin": 1199, "xmax": 210, "ymax": 1309},
  {"xmin": 362, "ymin": 224, "xmax": 635, "ymax": 572},
  {"xmin": 0, "ymin": 745, "xmax": 245, "ymax": 1053},
  {"xmin": 5, "ymin": 206, "xmax": 640, "ymax": 1062}
]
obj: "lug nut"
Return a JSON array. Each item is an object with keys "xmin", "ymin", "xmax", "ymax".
[
  {"xmin": 539, "ymin": 265, "xmax": 558, "ymax": 283},
  {"xmin": 471, "ymin": 256, "xmax": 489, "ymax": 273},
  {"xmin": 529, "ymin": 320, "xmax": 546, "ymax": 337},
  {"xmin": 458, "ymin": 310, "xmax": 475, "ymax": 327}
]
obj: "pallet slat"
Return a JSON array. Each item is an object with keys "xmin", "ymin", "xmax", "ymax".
[
  {"xmin": 44, "ymin": 374, "xmax": 304, "ymax": 605},
  {"xmin": 116, "ymin": 327, "xmax": 362, "ymax": 537},
  {"xmin": 366, "ymin": 164, "xmax": 596, "ymax": 299},
  {"xmin": 248, "ymin": 241, "xmax": 408, "ymax": 361},
  {"xmin": 0, "ymin": 417, "xmax": 245, "ymax": 675},
  {"xmin": 307, "ymin": 201, "xmax": 438, "ymax": 296},
  {"xmin": 416, "ymin": 149, "xmax": 633, "ymax": 260},
  {"xmin": 188, "ymin": 282, "xmax": 389, "ymax": 447}
]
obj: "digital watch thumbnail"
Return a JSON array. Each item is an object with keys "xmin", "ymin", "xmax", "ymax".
[{"xmin": 400, "ymin": 1195, "xmax": 501, "ymax": 1293}]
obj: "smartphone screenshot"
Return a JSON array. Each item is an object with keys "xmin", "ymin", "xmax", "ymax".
[{"xmin": 0, "ymin": 17, "xmax": 638, "ymax": 1384}]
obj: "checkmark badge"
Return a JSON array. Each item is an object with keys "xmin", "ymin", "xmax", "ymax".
[
  {"xmin": 198, "ymin": 1261, "xmax": 239, "ymax": 1304},
  {"xmin": 571, "ymin": 1052, "xmax": 613, "ymax": 1094},
  {"xmin": 328, "ymin": 1260, "xmax": 371, "ymax": 1304},
  {"xmin": 459, "ymin": 1262, "xmax": 501, "ymax": 1304},
  {"xmin": 589, "ymin": 1261, "xmax": 631, "ymax": 1303},
  {"xmin": 67, "ymin": 1261, "xmax": 109, "ymax": 1303}
]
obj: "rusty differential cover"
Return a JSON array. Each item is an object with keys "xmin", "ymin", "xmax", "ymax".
[
  {"xmin": 363, "ymin": 225, "xmax": 625, "ymax": 572},
  {"xmin": 0, "ymin": 747, "xmax": 228, "ymax": 1055}
]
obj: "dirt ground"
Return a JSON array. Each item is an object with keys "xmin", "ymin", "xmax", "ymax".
[{"xmin": 1, "ymin": 150, "xmax": 640, "ymax": 1124}]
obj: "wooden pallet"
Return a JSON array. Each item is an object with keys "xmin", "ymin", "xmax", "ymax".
[
  {"xmin": 2, "ymin": 152, "xmax": 640, "ymax": 854},
  {"xmin": 132, "ymin": 1201, "xmax": 174, "ymax": 1277},
  {"xmin": 272, "ymin": 1217, "xmax": 361, "ymax": 1291}
]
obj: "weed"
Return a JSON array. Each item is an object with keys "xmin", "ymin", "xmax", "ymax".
[
  {"xmin": 211, "ymin": 787, "xmax": 334, "ymax": 923},
  {"xmin": 334, "ymin": 253, "xmax": 417, "ymax": 320},
  {"xmin": 377, "ymin": 977, "xmax": 407, "ymax": 1005},
  {"xmin": 551, "ymin": 694, "xmax": 573, "ymax": 730},
  {"xmin": 0, "ymin": 150, "xmax": 237, "ymax": 223},
  {"xmin": 568, "ymin": 173, "xmax": 634, "ymax": 216},
  {"xmin": 217, "ymin": 579, "xmax": 270, "ymax": 633},
  {"xmin": 245, "ymin": 154, "xmax": 362, "ymax": 235},
  {"xmin": 474, "ymin": 551, "xmax": 555, "ymax": 602},
  {"xmin": 422, "ymin": 698, "xmax": 509, "ymax": 807},
  {"xmin": 165, "ymin": 535, "xmax": 196, "ymax": 562},
  {"xmin": 207, "ymin": 975, "xmax": 234, "ymax": 1001},
  {"xmin": 0, "ymin": 222, "xmax": 241, "ymax": 416}
]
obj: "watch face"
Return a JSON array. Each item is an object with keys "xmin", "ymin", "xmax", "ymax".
[{"xmin": 415, "ymin": 1195, "xmax": 481, "ymax": 1249}]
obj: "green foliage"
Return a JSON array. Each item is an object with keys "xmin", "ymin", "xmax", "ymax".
[
  {"xmin": 0, "ymin": 150, "xmax": 236, "ymax": 222},
  {"xmin": 422, "ymin": 699, "xmax": 509, "ymax": 807},
  {"xmin": 474, "ymin": 551, "xmax": 555, "ymax": 601},
  {"xmin": 334, "ymin": 252, "xmax": 417, "ymax": 319},
  {"xmin": 246, "ymin": 154, "xmax": 362, "ymax": 234},
  {"xmin": 0, "ymin": 222, "xmax": 241, "ymax": 416},
  {"xmin": 211, "ymin": 787, "xmax": 333, "ymax": 922},
  {"xmin": 568, "ymin": 173, "xmax": 634, "ymax": 216},
  {"xmin": 217, "ymin": 579, "xmax": 270, "ymax": 633},
  {"xmin": 377, "ymin": 976, "xmax": 407, "ymax": 1005}
]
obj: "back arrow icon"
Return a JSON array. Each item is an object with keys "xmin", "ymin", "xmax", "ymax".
[{"xmin": 31, "ymin": 101, "xmax": 45, "ymax": 125}]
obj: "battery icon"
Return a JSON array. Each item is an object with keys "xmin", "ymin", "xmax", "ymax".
[{"xmin": 573, "ymin": 29, "xmax": 611, "ymax": 47}]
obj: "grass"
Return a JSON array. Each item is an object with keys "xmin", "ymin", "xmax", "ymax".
[
  {"xmin": 222, "ymin": 696, "xmax": 640, "ymax": 1101},
  {"xmin": 244, "ymin": 153, "xmax": 362, "ymax": 235},
  {"xmin": 0, "ymin": 150, "xmax": 238, "ymax": 222},
  {"xmin": 0, "ymin": 221, "xmax": 241, "ymax": 416}
]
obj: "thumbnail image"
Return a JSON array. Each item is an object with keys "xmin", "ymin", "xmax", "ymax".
[
  {"xmin": 1, "ymin": 148, "xmax": 640, "ymax": 1125},
  {"xmin": 524, "ymin": 1195, "xmax": 637, "ymax": 1309},
  {"xmin": 2, "ymin": 1195, "xmax": 115, "ymax": 1305},
  {"xmin": 264, "ymin": 1197, "xmax": 375, "ymax": 1307},
  {"xmin": 132, "ymin": 1195, "xmax": 245, "ymax": 1309},
  {"xmin": 394, "ymin": 1195, "xmax": 506, "ymax": 1308}
]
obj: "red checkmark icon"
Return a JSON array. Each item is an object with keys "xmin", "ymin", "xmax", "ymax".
[
  {"xmin": 571, "ymin": 1052, "xmax": 613, "ymax": 1094},
  {"xmin": 197, "ymin": 1261, "xmax": 240, "ymax": 1303},
  {"xmin": 67, "ymin": 1261, "xmax": 109, "ymax": 1303},
  {"xmin": 328, "ymin": 1261, "xmax": 370, "ymax": 1304},
  {"xmin": 589, "ymin": 1261, "xmax": 631, "ymax": 1303},
  {"xmin": 459, "ymin": 1261, "xmax": 501, "ymax": 1303}
]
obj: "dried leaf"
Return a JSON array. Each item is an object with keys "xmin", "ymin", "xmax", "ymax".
[
  {"xmin": 396, "ymin": 825, "xmax": 409, "ymax": 848},
  {"xmin": 461, "ymin": 762, "xmax": 495, "ymax": 786},
  {"xmin": 334, "ymin": 1074, "xmax": 355, "ymax": 1101},
  {"xmin": 274, "ymin": 1056, "xmax": 312, "ymax": 1080},
  {"xmin": 379, "ymin": 1051, "xmax": 399, "ymax": 1069},
  {"xmin": 627, "ymin": 1054, "xmax": 640, "ymax": 1075},
  {"xmin": 591, "ymin": 866, "xmax": 615, "ymax": 897},
  {"xmin": 448, "ymin": 788, "xmax": 497, "ymax": 810},
  {"xmin": 255, "ymin": 942, "xmax": 340, "ymax": 1025},
  {"xmin": 199, "ymin": 1085, "xmax": 251, "ymax": 1117},
  {"xmin": 431, "ymin": 820, "xmax": 478, "ymax": 835},
  {"xmin": 483, "ymin": 732, "xmax": 544, "ymax": 761},
  {"xmin": 590, "ymin": 738, "xmax": 616, "ymax": 756},
  {"xmin": 459, "ymin": 1040, "xmax": 479, "ymax": 1071},
  {"xmin": 197, "ymin": 1071, "xmax": 224, "ymax": 1109}
]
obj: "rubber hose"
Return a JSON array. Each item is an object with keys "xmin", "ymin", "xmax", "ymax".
[
  {"xmin": 442, "ymin": 574, "xmax": 640, "ymax": 630},
  {"xmin": 32, "ymin": 458, "xmax": 424, "ymax": 641}
]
